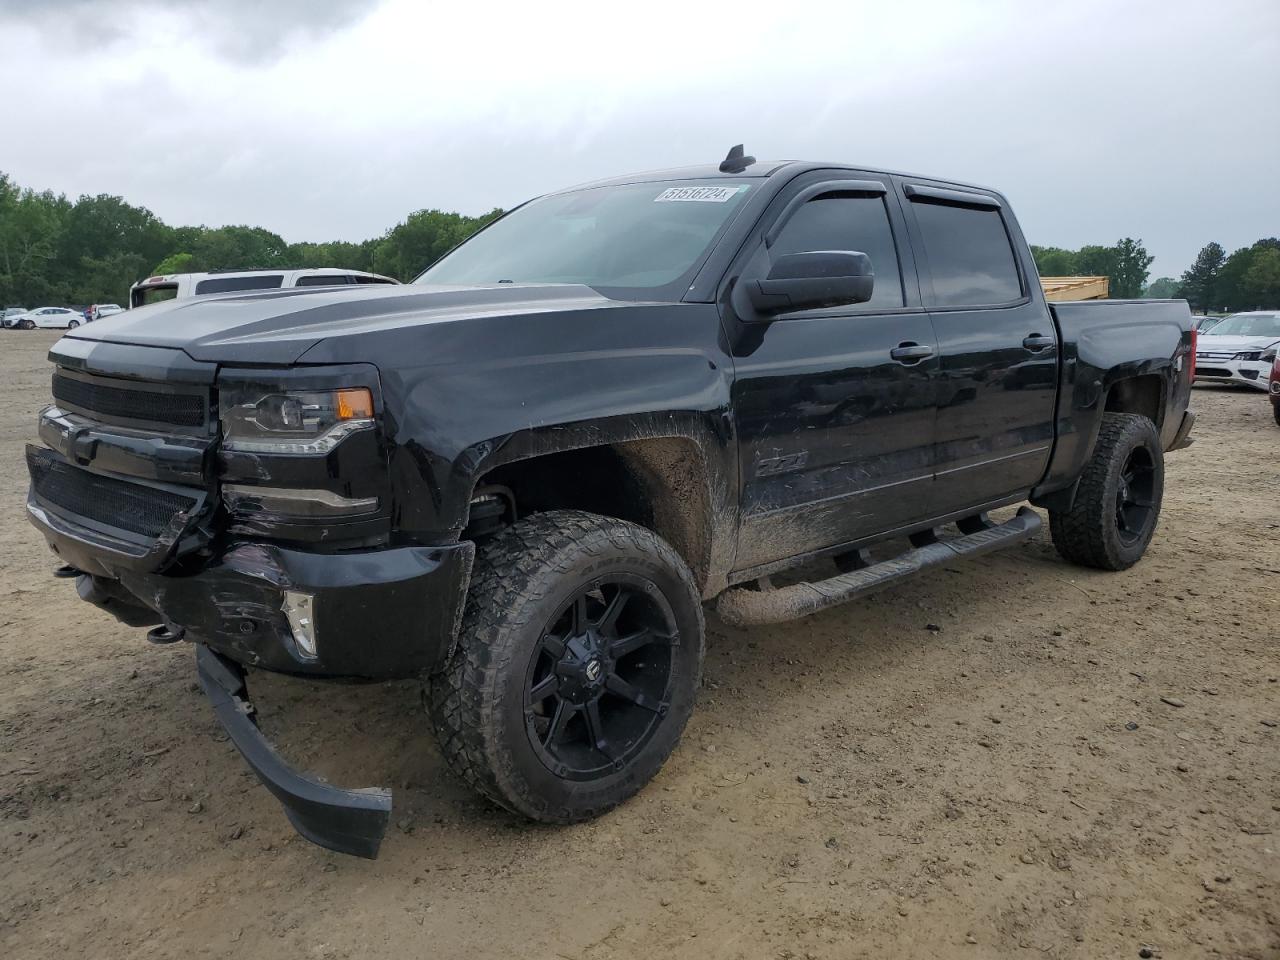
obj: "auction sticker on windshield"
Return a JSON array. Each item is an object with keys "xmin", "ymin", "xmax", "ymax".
[{"xmin": 654, "ymin": 185, "xmax": 747, "ymax": 202}]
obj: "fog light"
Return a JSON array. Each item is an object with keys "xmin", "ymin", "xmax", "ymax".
[{"xmin": 283, "ymin": 591, "xmax": 318, "ymax": 659}]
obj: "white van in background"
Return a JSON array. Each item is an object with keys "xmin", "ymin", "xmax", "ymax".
[{"xmin": 129, "ymin": 268, "xmax": 399, "ymax": 309}]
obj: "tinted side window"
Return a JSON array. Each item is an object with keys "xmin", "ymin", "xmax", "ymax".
[
  {"xmin": 194, "ymin": 275, "xmax": 284, "ymax": 295},
  {"xmin": 354, "ymin": 275, "xmax": 396, "ymax": 284},
  {"xmin": 910, "ymin": 200, "xmax": 1022, "ymax": 306},
  {"xmin": 769, "ymin": 194, "xmax": 904, "ymax": 309},
  {"xmin": 294, "ymin": 275, "xmax": 351, "ymax": 287}
]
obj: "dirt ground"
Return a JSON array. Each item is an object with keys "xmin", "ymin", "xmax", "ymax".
[{"xmin": 1, "ymin": 329, "xmax": 1276, "ymax": 960}]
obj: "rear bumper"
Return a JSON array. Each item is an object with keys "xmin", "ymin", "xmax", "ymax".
[{"xmin": 196, "ymin": 644, "xmax": 392, "ymax": 858}]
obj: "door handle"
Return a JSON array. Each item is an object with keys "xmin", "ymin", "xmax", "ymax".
[
  {"xmin": 890, "ymin": 342, "xmax": 935, "ymax": 364},
  {"xmin": 1022, "ymin": 334, "xmax": 1055, "ymax": 351}
]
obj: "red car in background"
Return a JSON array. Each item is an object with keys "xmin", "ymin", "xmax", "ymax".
[{"xmin": 1270, "ymin": 350, "xmax": 1280, "ymax": 426}]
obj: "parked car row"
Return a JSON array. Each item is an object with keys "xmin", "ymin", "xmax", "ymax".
[
  {"xmin": 4, "ymin": 269, "xmax": 398, "ymax": 331},
  {"xmin": 2, "ymin": 306, "xmax": 86, "ymax": 329}
]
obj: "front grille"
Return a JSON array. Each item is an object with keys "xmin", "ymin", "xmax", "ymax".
[
  {"xmin": 27, "ymin": 447, "xmax": 198, "ymax": 539},
  {"xmin": 52, "ymin": 373, "xmax": 207, "ymax": 427}
]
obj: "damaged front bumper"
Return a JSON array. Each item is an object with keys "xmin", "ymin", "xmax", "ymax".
[
  {"xmin": 196, "ymin": 644, "xmax": 392, "ymax": 858},
  {"xmin": 112, "ymin": 539, "xmax": 474, "ymax": 679}
]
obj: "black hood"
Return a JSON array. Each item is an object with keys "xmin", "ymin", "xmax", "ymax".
[{"xmin": 63, "ymin": 283, "xmax": 625, "ymax": 365}]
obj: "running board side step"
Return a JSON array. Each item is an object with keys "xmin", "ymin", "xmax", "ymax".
[{"xmin": 716, "ymin": 507, "xmax": 1042, "ymax": 626}]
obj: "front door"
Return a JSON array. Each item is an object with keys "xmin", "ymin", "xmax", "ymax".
[{"xmin": 728, "ymin": 172, "xmax": 939, "ymax": 571}]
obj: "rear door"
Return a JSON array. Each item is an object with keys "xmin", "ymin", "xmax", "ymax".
[
  {"xmin": 900, "ymin": 181, "xmax": 1057, "ymax": 513},
  {"xmin": 727, "ymin": 171, "xmax": 939, "ymax": 571}
]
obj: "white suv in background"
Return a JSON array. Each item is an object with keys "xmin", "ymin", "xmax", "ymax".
[{"xmin": 129, "ymin": 268, "xmax": 399, "ymax": 308}]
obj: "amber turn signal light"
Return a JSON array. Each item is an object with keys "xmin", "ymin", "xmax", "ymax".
[{"xmin": 336, "ymin": 388, "xmax": 374, "ymax": 420}]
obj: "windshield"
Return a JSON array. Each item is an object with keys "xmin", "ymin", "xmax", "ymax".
[
  {"xmin": 1204, "ymin": 313, "xmax": 1280, "ymax": 338},
  {"xmin": 415, "ymin": 179, "xmax": 756, "ymax": 296}
]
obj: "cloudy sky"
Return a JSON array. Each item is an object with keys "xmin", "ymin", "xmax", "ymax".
[{"xmin": 2, "ymin": 0, "xmax": 1277, "ymax": 277}]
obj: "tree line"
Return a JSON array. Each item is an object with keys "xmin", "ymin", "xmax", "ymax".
[
  {"xmin": 0, "ymin": 171, "xmax": 502, "ymax": 307},
  {"xmin": 1163, "ymin": 239, "xmax": 1280, "ymax": 313},
  {"xmin": 3, "ymin": 169, "xmax": 1277, "ymax": 312},
  {"xmin": 1030, "ymin": 236, "xmax": 1280, "ymax": 310}
]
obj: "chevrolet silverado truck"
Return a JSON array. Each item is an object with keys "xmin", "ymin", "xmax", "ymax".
[{"xmin": 26, "ymin": 147, "xmax": 1196, "ymax": 858}]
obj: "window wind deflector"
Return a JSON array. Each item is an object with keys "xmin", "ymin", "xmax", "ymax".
[
  {"xmin": 904, "ymin": 184, "xmax": 1002, "ymax": 209},
  {"xmin": 764, "ymin": 180, "xmax": 888, "ymax": 248}
]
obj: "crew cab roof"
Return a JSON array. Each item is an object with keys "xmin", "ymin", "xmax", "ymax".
[{"xmin": 554, "ymin": 159, "xmax": 1001, "ymax": 197}]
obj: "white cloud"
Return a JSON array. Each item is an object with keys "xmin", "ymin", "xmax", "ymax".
[{"xmin": 2, "ymin": 0, "xmax": 1277, "ymax": 275}]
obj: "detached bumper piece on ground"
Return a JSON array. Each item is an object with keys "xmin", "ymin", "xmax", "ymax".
[{"xmin": 195, "ymin": 645, "xmax": 392, "ymax": 859}]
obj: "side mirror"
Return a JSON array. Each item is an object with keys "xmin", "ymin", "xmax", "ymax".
[{"xmin": 746, "ymin": 250, "xmax": 874, "ymax": 317}]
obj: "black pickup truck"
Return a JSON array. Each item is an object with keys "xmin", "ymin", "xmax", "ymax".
[{"xmin": 27, "ymin": 148, "xmax": 1196, "ymax": 858}]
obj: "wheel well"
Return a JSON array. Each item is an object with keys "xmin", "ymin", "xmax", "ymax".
[
  {"xmin": 470, "ymin": 438, "xmax": 713, "ymax": 591},
  {"xmin": 1105, "ymin": 375, "xmax": 1164, "ymax": 427}
]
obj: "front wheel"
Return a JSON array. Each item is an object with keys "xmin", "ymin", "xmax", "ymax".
[
  {"xmin": 1049, "ymin": 412, "xmax": 1164, "ymax": 570},
  {"xmin": 67, "ymin": 319, "xmax": 79, "ymax": 329},
  {"xmin": 17, "ymin": 319, "xmax": 34, "ymax": 330},
  {"xmin": 428, "ymin": 510, "xmax": 704, "ymax": 823}
]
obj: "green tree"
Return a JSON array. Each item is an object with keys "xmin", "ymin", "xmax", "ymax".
[
  {"xmin": 0, "ymin": 175, "xmax": 72, "ymax": 304},
  {"xmin": 371, "ymin": 207, "xmax": 502, "ymax": 280},
  {"xmin": 1030, "ymin": 245, "xmax": 1078, "ymax": 276},
  {"xmin": 1074, "ymin": 243, "xmax": 1117, "ymax": 278},
  {"xmin": 1217, "ymin": 245, "xmax": 1259, "ymax": 311},
  {"xmin": 1178, "ymin": 242, "xmax": 1226, "ymax": 312},
  {"xmin": 188, "ymin": 225, "xmax": 289, "ymax": 271},
  {"xmin": 1241, "ymin": 248, "xmax": 1280, "ymax": 308},
  {"xmin": 1144, "ymin": 277, "xmax": 1180, "ymax": 299},
  {"xmin": 153, "ymin": 252, "xmax": 196, "ymax": 275},
  {"xmin": 1108, "ymin": 238, "xmax": 1154, "ymax": 299}
]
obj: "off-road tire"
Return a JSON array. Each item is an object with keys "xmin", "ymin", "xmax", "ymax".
[
  {"xmin": 1049, "ymin": 412, "xmax": 1164, "ymax": 570},
  {"xmin": 427, "ymin": 510, "xmax": 704, "ymax": 823}
]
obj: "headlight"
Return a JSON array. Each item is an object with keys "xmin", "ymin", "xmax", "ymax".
[
  {"xmin": 1233, "ymin": 350, "xmax": 1264, "ymax": 362},
  {"xmin": 220, "ymin": 386, "xmax": 374, "ymax": 454}
]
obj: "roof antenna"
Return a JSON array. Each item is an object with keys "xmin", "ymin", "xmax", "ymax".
[{"xmin": 719, "ymin": 144, "xmax": 755, "ymax": 174}]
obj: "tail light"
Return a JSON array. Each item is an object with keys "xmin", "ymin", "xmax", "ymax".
[{"xmin": 1188, "ymin": 327, "xmax": 1197, "ymax": 383}]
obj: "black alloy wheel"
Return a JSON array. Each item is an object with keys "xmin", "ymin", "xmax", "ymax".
[
  {"xmin": 428, "ymin": 510, "xmax": 705, "ymax": 823},
  {"xmin": 524, "ymin": 577, "xmax": 676, "ymax": 781},
  {"xmin": 1049, "ymin": 412, "xmax": 1165, "ymax": 570},
  {"xmin": 1113, "ymin": 445, "xmax": 1157, "ymax": 545}
]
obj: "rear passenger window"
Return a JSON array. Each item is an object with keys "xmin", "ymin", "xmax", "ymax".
[
  {"xmin": 194, "ymin": 275, "xmax": 284, "ymax": 295},
  {"xmin": 910, "ymin": 199, "xmax": 1022, "ymax": 306},
  {"xmin": 295, "ymin": 275, "xmax": 351, "ymax": 287},
  {"xmin": 769, "ymin": 194, "xmax": 904, "ymax": 310}
]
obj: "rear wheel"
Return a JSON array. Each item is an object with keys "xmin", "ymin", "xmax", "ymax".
[
  {"xmin": 1049, "ymin": 412, "xmax": 1164, "ymax": 570},
  {"xmin": 427, "ymin": 510, "xmax": 704, "ymax": 822}
]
